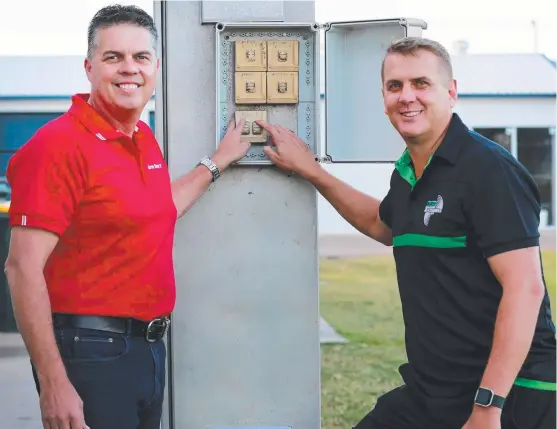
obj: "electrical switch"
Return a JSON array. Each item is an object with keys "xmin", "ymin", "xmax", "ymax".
[
  {"xmin": 266, "ymin": 72, "xmax": 298, "ymax": 104},
  {"xmin": 267, "ymin": 40, "xmax": 299, "ymax": 72},
  {"xmin": 235, "ymin": 40, "xmax": 267, "ymax": 72},
  {"xmin": 235, "ymin": 72, "xmax": 267, "ymax": 104},
  {"xmin": 235, "ymin": 110, "xmax": 268, "ymax": 143}
]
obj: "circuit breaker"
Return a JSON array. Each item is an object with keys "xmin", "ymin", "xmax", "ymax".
[{"xmin": 215, "ymin": 19, "xmax": 427, "ymax": 165}]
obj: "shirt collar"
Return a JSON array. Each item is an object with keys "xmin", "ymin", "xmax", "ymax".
[
  {"xmin": 394, "ymin": 113, "xmax": 469, "ymax": 168},
  {"xmin": 68, "ymin": 93, "xmax": 141, "ymax": 141},
  {"xmin": 432, "ymin": 113, "xmax": 469, "ymax": 165}
]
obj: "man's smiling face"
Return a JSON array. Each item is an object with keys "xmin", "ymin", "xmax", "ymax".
[
  {"xmin": 85, "ymin": 23, "xmax": 158, "ymax": 114},
  {"xmin": 382, "ymin": 49, "xmax": 457, "ymax": 142}
]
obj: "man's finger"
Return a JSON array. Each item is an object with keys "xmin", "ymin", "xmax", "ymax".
[
  {"xmin": 255, "ymin": 120, "xmax": 281, "ymax": 141},
  {"xmin": 226, "ymin": 118, "xmax": 236, "ymax": 133},
  {"xmin": 69, "ymin": 414, "xmax": 84, "ymax": 429},
  {"xmin": 234, "ymin": 118, "xmax": 246, "ymax": 135},
  {"xmin": 263, "ymin": 145, "xmax": 278, "ymax": 162}
]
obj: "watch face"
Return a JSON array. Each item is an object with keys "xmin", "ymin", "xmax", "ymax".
[{"xmin": 475, "ymin": 388, "xmax": 493, "ymax": 406}]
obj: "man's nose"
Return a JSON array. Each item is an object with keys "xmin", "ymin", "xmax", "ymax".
[
  {"xmin": 398, "ymin": 84, "xmax": 417, "ymax": 103},
  {"xmin": 119, "ymin": 56, "xmax": 139, "ymax": 74}
]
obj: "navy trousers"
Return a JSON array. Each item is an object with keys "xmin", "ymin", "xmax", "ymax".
[{"xmin": 31, "ymin": 326, "xmax": 166, "ymax": 429}]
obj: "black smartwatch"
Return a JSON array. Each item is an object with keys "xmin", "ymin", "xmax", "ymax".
[{"xmin": 474, "ymin": 387, "xmax": 506, "ymax": 409}]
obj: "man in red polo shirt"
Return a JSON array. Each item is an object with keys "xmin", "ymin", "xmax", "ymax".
[{"xmin": 4, "ymin": 5, "xmax": 249, "ymax": 429}]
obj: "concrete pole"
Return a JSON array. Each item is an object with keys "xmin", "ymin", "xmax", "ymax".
[{"xmin": 155, "ymin": 2, "xmax": 321, "ymax": 428}]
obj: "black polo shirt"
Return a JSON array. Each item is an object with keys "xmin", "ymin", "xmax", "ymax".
[{"xmin": 379, "ymin": 113, "xmax": 556, "ymax": 414}]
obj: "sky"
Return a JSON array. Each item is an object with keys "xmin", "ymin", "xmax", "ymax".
[{"xmin": 0, "ymin": 0, "xmax": 555, "ymax": 61}]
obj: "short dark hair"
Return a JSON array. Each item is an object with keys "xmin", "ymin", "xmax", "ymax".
[
  {"xmin": 87, "ymin": 4, "xmax": 158, "ymax": 59},
  {"xmin": 381, "ymin": 37, "xmax": 453, "ymax": 81}
]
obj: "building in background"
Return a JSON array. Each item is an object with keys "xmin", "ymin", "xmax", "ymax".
[{"xmin": 0, "ymin": 52, "xmax": 555, "ymax": 232}]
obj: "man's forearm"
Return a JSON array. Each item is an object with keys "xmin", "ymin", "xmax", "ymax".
[
  {"xmin": 5, "ymin": 263, "xmax": 68, "ymax": 386},
  {"xmin": 480, "ymin": 285, "xmax": 544, "ymax": 398},
  {"xmin": 304, "ymin": 166, "xmax": 392, "ymax": 245},
  {"xmin": 171, "ymin": 165, "xmax": 214, "ymax": 218}
]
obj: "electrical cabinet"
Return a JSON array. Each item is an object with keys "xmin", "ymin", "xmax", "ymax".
[{"xmin": 215, "ymin": 18, "xmax": 427, "ymax": 165}]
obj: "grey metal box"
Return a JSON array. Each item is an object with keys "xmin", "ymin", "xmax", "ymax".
[{"xmin": 215, "ymin": 18, "xmax": 426, "ymax": 165}]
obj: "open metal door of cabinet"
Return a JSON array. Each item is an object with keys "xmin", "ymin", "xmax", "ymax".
[{"xmin": 322, "ymin": 18, "xmax": 427, "ymax": 163}]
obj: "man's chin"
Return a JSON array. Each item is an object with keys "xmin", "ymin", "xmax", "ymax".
[{"xmin": 398, "ymin": 126, "xmax": 424, "ymax": 140}]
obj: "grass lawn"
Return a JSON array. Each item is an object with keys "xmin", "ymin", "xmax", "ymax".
[{"xmin": 319, "ymin": 250, "xmax": 556, "ymax": 429}]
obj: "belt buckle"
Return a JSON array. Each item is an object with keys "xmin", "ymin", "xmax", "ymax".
[{"xmin": 145, "ymin": 317, "xmax": 170, "ymax": 343}]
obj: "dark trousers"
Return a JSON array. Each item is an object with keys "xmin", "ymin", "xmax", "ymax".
[
  {"xmin": 354, "ymin": 384, "xmax": 556, "ymax": 429},
  {"xmin": 31, "ymin": 326, "xmax": 166, "ymax": 429}
]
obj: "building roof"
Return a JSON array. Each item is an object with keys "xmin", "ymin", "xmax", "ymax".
[
  {"xmin": 0, "ymin": 52, "xmax": 555, "ymax": 99},
  {"xmin": 451, "ymin": 53, "xmax": 556, "ymax": 97}
]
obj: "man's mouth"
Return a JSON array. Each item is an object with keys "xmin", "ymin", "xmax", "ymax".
[
  {"xmin": 115, "ymin": 83, "xmax": 140, "ymax": 90},
  {"xmin": 400, "ymin": 110, "xmax": 423, "ymax": 117}
]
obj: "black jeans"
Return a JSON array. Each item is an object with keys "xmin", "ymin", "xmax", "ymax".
[
  {"xmin": 354, "ymin": 384, "xmax": 556, "ymax": 429},
  {"xmin": 31, "ymin": 326, "xmax": 166, "ymax": 429}
]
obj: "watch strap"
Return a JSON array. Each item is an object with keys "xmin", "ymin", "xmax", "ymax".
[
  {"xmin": 491, "ymin": 394, "xmax": 506, "ymax": 409},
  {"xmin": 198, "ymin": 156, "xmax": 221, "ymax": 182}
]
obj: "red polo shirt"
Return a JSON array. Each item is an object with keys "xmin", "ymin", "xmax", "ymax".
[{"xmin": 6, "ymin": 94, "xmax": 177, "ymax": 322}]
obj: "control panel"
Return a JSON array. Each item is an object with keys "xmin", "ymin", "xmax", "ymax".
[{"xmin": 215, "ymin": 22, "xmax": 319, "ymax": 165}]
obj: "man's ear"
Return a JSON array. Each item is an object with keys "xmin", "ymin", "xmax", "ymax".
[
  {"xmin": 84, "ymin": 58, "xmax": 93, "ymax": 83},
  {"xmin": 449, "ymin": 78, "xmax": 458, "ymax": 108}
]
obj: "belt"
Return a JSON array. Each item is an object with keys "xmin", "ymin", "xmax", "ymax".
[{"xmin": 52, "ymin": 313, "xmax": 170, "ymax": 343}]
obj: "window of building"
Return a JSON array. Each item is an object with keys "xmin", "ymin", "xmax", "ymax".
[
  {"xmin": 517, "ymin": 127, "xmax": 554, "ymax": 225},
  {"xmin": 473, "ymin": 128, "xmax": 512, "ymax": 154}
]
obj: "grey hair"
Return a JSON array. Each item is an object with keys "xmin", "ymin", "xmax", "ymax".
[
  {"xmin": 381, "ymin": 37, "xmax": 453, "ymax": 81},
  {"xmin": 87, "ymin": 4, "xmax": 158, "ymax": 59}
]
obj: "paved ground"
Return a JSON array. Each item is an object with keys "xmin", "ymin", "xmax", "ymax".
[{"xmin": 1, "ymin": 229, "xmax": 554, "ymax": 428}]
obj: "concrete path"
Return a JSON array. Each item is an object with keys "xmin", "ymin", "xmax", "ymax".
[{"xmin": 0, "ymin": 334, "xmax": 41, "ymax": 429}]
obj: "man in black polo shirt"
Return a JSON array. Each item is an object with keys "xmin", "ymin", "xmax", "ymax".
[{"xmin": 257, "ymin": 37, "xmax": 556, "ymax": 429}]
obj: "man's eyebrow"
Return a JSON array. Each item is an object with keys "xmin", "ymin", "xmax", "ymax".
[
  {"xmin": 385, "ymin": 79, "xmax": 401, "ymax": 85},
  {"xmin": 102, "ymin": 50, "xmax": 122, "ymax": 57},
  {"xmin": 101, "ymin": 50, "xmax": 153, "ymax": 57}
]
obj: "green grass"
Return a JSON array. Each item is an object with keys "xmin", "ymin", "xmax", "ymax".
[{"xmin": 319, "ymin": 250, "xmax": 556, "ymax": 429}]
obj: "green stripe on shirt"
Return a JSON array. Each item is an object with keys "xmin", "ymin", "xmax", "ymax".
[{"xmin": 393, "ymin": 234, "xmax": 467, "ymax": 249}]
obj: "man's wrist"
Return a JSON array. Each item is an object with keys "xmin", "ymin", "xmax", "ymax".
[
  {"xmin": 36, "ymin": 361, "xmax": 69, "ymax": 387},
  {"xmin": 302, "ymin": 161, "xmax": 325, "ymax": 182},
  {"xmin": 210, "ymin": 154, "xmax": 229, "ymax": 173},
  {"xmin": 473, "ymin": 403, "xmax": 502, "ymax": 415},
  {"xmin": 198, "ymin": 156, "xmax": 223, "ymax": 182},
  {"xmin": 474, "ymin": 386, "xmax": 506, "ymax": 410}
]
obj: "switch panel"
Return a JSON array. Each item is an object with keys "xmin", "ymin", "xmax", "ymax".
[
  {"xmin": 235, "ymin": 110, "xmax": 268, "ymax": 143},
  {"xmin": 267, "ymin": 72, "xmax": 298, "ymax": 104},
  {"xmin": 235, "ymin": 72, "xmax": 267, "ymax": 104},
  {"xmin": 235, "ymin": 40, "xmax": 267, "ymax": 72},
  {"xmin": 216, "ymin": 23, "xmax": 319, "ymax": 165},
  {"xmin": 267, "ymin": 40, "xmax": 299, "ymax": 72}
]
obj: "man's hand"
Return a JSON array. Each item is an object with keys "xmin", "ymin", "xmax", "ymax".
[
  {"xmin": 462, "ymin": 407, "xmax": 501, "ymax": 429},
  {"xmin": 256, "ymin": 121, "xmax": 320, "ymax": 179},
  {"xmin": 212, "ymin": 118, "xmax": 251, "ymax": 172},
  {"xmin": 40, "ymin": 377, "xmax": 89, "ymax": 429}
]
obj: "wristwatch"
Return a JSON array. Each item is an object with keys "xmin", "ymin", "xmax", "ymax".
[
  {"xmin": 198, "ymin": 156, "xmax": 221, "ymax": 182},
  {"xmin": 474, "ymin": 387, "xmax": 506, "ymax": 409}
]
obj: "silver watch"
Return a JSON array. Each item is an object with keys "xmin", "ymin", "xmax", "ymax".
[{"xmin": 198, "ymin": 156, "xmax": 221, "ymax": 182}]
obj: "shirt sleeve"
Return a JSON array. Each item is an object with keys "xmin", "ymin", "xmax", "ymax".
[
  {"xmin": 6, "ymin": 131, "xmax": 87, "ymax": 236},
  {"xmin": 465, "ymin": 149, "xmax": 540, "ymax": 257},
  {"xmin": 378, "ymin": 172, "xmax": 396, "ymax": 229}
]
